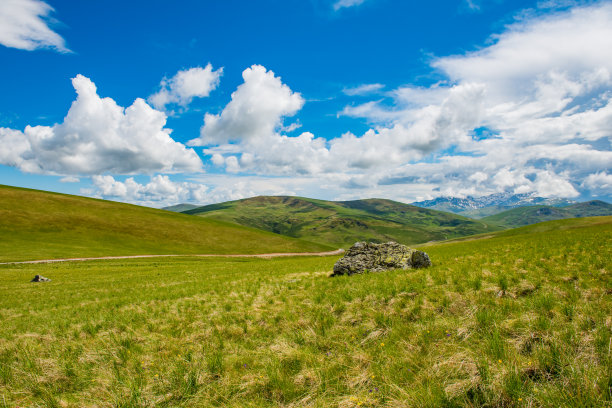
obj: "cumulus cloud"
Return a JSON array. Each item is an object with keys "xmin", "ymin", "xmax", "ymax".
[
  {"xmin": 91, "ymin": 175, "xmax": 209, "ymax": 207},
  {"xmin": 0, "ymin": 75, "xmax": 203, "ymax": 176},
  {"xmin": 195, "ymin": 65, "xmax": 487, "ymax": 178},
  {"xmin": 89, "ymin": 173, "xmax": 311, "ymax": 207},
  {"xmin": 148, "ymin": 64, "xmax": 223, "ymax": 110},
  {"xmin": 582, "ymin": 172, "xmax": 612, "ymax": 195},
  {"xmin": 331, "ymin": 2, "xmax": 612, "ymax": 200},
  {"xmin": 203, "ymin": 80, "xmax": 485, "ymax": 176},
  {"xmin": 0, "ymin": 0, "xmax": 69, "ymax": 52},
  {"xmin": 191, "ymin": 65, "xmax": 304, "ymax": 146},
  {"xmin": 333, "ymin": 0, "xmax": 368, "ymax": 11},
  {"xmin": 183, "ymin": 3, "xmax": 611, "ymax": 203}
]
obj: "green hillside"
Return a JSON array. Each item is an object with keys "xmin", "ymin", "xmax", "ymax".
[
  {"xmin": 162, "ymin": 203, "xmax": 200, "ymax": 212},
  {"xmin": 458, "ymin": 205, "xmax": 517, "ymax": 219},
  {"xmin": 0, "ymin": 185, "xmax": 330, "ymax": 262},
  {"xmin": 482, "ymin": 200, "xmax": 612, "ymax": 228},
  {"xmin": 185, "ymin": 196, "xmax": 499, "ymax": 248},
  {"xmin": 565, "ymin": 199, "xmax": 612, "ymax": 217}
]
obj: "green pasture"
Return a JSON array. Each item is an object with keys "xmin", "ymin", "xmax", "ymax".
[{"xmin": 1, "ymin": 217, "xmax": 610, "ymax": 407}]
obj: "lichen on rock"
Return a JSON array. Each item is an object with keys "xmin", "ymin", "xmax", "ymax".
[{"xmin": 332, "ymin": 241, "xmax": 431, "ymax": 276}]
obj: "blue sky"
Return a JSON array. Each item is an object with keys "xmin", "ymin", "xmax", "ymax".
[{"xmin": 1, "ymin": 0, "xmax": 611, "ymax": 206}]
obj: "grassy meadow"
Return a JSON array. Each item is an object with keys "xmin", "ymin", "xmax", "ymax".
[{"xmin": 1, "ymin": 217, "xmax": 610, "ymax": 407}]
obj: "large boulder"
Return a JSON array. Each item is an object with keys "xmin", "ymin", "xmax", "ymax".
[{"xmin": 332, "ymin": 241, "xmax": 431, "ymax": 276}]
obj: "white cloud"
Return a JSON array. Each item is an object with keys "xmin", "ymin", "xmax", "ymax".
[
  {"xmin": 0, "ymin": 75, "xmax": 203, "ymax": 176},
  {"xmin": 196, "ymin": 66, "xmax": 486, "ymax": 178},
  {"xmin": 176, "ymin": 4, "xmax": 612, "ymax": 204},
  {"xmin": 148, "ymin": 64, "xmax": 223, "ymax": 110},
  {"xmin": 330, "ymin": 3, "xmax": 612, "ymax": 200},
  {"xmin": 582, "ymin": 172, "xmax": 612, "ymax": 195},
  {"xmin": 333, "ymin": 0, "xmax": 368, "ymax": 11},
  {"xmin": 532, "ymin": 170, "xmax": 580, "ymax": 197},
  {"xmin": 191, "ymin": 65, "xmax": 304, "ymax": 146},
  {"xmin": 433, "ymin": 3, "xmax": 612, "ymax": 103},
  {"xmin": 469, "ymin": 172, "xmax": 488, "ymax": 183},
  {"xmin": 89, "ymin": 173, "xmax": 311, "ymax": 207},
  {"xmin": 0, "ymin": 127, "xmax": 30, "ymax": 168},
  {"xmin": 281, "ymin": 121, "xmax": 302, "ymax": 133},
  {"xmin": 59, "ymin": 176, "xmax": 79, "ymax": 183},
  {"xmin": 0, "ymin": 0, "xmax": 69, "ymax": 52},
  {"xmin": 343, "ymin": 83, "xmax": 385, "ymax": 96},
  {"xmin": 91, "ymin": 175, "xmax": 209, "ymax": 207}
]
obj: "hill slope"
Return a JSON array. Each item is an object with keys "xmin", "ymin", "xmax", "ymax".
[
  {"xmin": 482, "ymin": 200, "xmax": 612, "ymax": 227},
  {"xmin": 185, "ymin": 196, "xmax": 498, "ymax": 248},
  {"xmin": 162, "ymin": 203, "xmax": 200, "ymax": 212},
  {"xmin": 0, "ymin": 185, "xmax": 331, "ymax": 262}
]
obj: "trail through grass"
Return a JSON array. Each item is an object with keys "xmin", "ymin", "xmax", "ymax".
[{"xmin": 0, "ymin": 217, "xmax": 610, "ymax": 407}]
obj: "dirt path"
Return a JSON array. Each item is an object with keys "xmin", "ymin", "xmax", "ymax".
[{"xmin": 0, "ymin": 249, "xmax": 345, "ymax": 265}]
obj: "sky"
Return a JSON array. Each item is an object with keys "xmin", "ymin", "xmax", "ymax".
[{"xmin": 0, "ymin": 0, "xmax": 611, "ymax": 207}]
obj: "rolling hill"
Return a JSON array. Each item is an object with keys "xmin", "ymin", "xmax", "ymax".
[
  {"xmin": 162, "ymin": 203, "xmax": 200, "ymax": 212},
  {"xmin": 481, "ymin": 200, "xmax": 612, "ymax": 227},
  {"xmin": 0, "ymin": 185, "xmax": 331, "ymax": 262},
  {"xmin": 184, "ymin": 196, "xmax": 499, "ymax": 248}
]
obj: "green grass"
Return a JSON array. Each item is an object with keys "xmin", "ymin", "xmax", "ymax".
[
  {"xmin": 1, "ymin": 217, "xmax": 610, "ymax": 407},
  {"xmin": 185, "ymin": 196, "xmax": 499, "ymax": 248},
  {"xmin": 0, "ymin": 185, "xmax": 331, "ymax": 262}
]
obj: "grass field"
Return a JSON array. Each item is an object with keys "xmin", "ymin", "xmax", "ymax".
[
  {"xmin": 0, "ymin": 185, "xmax": 330, "ymax": 263},
  {"xmin": 1, "ymin": 217, "xmax": 610, "ymax": 407}
]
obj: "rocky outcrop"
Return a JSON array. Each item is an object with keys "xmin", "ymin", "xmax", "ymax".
[
  {"xmin": 332, "ymin": 241, "xmax": 431, "ymax": 276},
  {"xmin": 31, "ymin": 275, "xmax": 51, "ymax": 282}
]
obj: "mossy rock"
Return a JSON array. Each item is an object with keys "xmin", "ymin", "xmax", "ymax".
[{"xmin": 332, "ymin": 241, "xmax": 431, "ymax": 276}]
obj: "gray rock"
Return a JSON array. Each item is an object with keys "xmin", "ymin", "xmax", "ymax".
[
  {"xmin": 332, "ymin": 241, "xmax": 431, "ymax": 276},
  {"xmin": 31, "ymin": 275, "xmax": 51, "ymax": 282}
]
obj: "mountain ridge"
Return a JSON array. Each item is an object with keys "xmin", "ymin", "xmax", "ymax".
[{"xmin": 412, "ymin": 193, "xmax": 577, "ymax": 218}]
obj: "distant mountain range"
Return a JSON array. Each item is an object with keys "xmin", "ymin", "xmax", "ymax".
[
  {"xmin": 412, "ymin": 193, "xmax": 576, "ymax": 218},
  {"xmin": 183, "ymin": 196, "xmax": 499, "ymax": 248}
]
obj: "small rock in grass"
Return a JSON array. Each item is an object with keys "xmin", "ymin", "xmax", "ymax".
[
  {"xmin": 31, "ymin": 275, "xmax": 51, "ymax": 282},
  {"xmin": 332, "ymin": 241, "xmax": 431, "ymax": 276}
]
